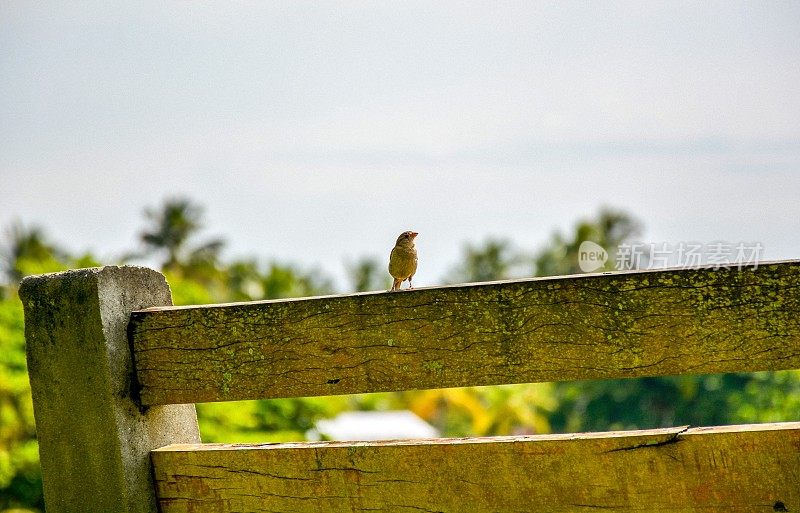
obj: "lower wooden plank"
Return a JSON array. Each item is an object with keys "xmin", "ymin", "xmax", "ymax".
[{"xmin": 152, "ymin": 422, "xmax": 800, "ymax": 513}]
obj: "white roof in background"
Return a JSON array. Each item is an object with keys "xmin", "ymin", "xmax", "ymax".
[{"xmin": 309, "ymin": 410, "xmax": 439, "ymax": 441}]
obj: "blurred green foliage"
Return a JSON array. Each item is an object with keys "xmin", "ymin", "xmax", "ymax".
[
  {"xmin": 0, "ymin": 199, "xmax": 798, "ymax": 512},
  {"xmin": 0, "ymin": 294, "xmax": 42, "ymax": 512}
]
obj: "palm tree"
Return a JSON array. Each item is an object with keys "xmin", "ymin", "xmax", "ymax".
[
  {"xmin": 447, "ymin": 238, "xmax": 525, "ymax": 283},
  {"xmin": 534, "ymin": 207, "xmax": 642, "ymax": 276},
  {"xmin": 261, "ymin": 262, "xmax": 334, "ymax": 299},
  {"xmin": 138, "ymin": 197, "xmax": 224, "ymax": 274},
  {"xmin": 346, "ymin": 256, "xmax": 390, "ymax": 292},
  {"xmin": 1, "ymin": 221, "xmax": 67, "ymax": 283}
]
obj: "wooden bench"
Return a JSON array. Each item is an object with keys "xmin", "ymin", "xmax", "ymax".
[{"xmin": 20, "ymin": 261, "xmax": 800, "ymax": 512}]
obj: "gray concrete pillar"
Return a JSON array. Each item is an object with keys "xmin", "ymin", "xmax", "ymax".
[{"xmin": 20, "ymin": 266, "xmax": 200, "ymax": 513}]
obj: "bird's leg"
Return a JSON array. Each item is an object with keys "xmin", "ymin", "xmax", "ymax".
[
  {"xmin": 407, "ymin": 276, "xmax": 413, "ymax": 289},
  {"xmin": 391, "ymin": 278, "xmax": 402, "ymax": 291}
]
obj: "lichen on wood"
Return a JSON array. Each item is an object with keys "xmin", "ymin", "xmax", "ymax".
[
  {"xmin": 130, "ymin": 261, "xmax": 800, "ymax": 406},
  {"xmin": 151, "ymin": 422, "xmax": 800, "ymax": 513}
]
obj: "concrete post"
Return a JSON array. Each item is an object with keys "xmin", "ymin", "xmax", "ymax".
[{"xmin": 19, "ymin": 266, "xmax": 200, "ymax": 513}]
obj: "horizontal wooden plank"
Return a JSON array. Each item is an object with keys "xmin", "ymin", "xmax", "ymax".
[
  {"xmin": 152, "ymin": 422, "xmax": 800, "ymax": 512},
  {"xmin": 130, "ymin": 261, "xmax": 800, "ymax": 405}
]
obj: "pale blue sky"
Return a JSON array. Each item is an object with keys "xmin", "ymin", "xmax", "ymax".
[{"xmin": 2, "ymin": 2, "xmax": 799, "ymax": 288}]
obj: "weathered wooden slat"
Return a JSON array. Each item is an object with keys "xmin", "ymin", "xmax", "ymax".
[
  {"xmin": 152, "ymin": 422, "xmax": 800, "ymax": 513},
  {"xmin": 130, "ymin": 261, "xmax": 800, "ymax": 405}
]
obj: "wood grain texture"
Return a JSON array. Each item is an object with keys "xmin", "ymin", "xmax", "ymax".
[
  {"xmin": 130, "ymin": 261, "xmax": 800, "ymax": 406},
  {"xmin": 152, "ymin": 422, "xmax": 800, "ymax": 513}
]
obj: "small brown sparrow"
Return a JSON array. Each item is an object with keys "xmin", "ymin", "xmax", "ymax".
[{"xmin": 388, "ymin": 231, "xmax": 418, "ymax": 291}]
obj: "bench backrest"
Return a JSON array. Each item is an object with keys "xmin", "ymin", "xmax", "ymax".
[{"xmin": 20, "ymin": 262, "xmax": 800, "ymax": 512}]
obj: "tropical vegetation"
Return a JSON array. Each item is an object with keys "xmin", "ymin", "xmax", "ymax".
[{"xmin": 1, "ymin": 199, "xmax": 797, "ymax": 512}]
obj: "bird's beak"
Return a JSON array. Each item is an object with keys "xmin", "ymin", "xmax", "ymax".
[{"xmin": 410, "ymin": 232, "xmax": 418, "ymax": 239}]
